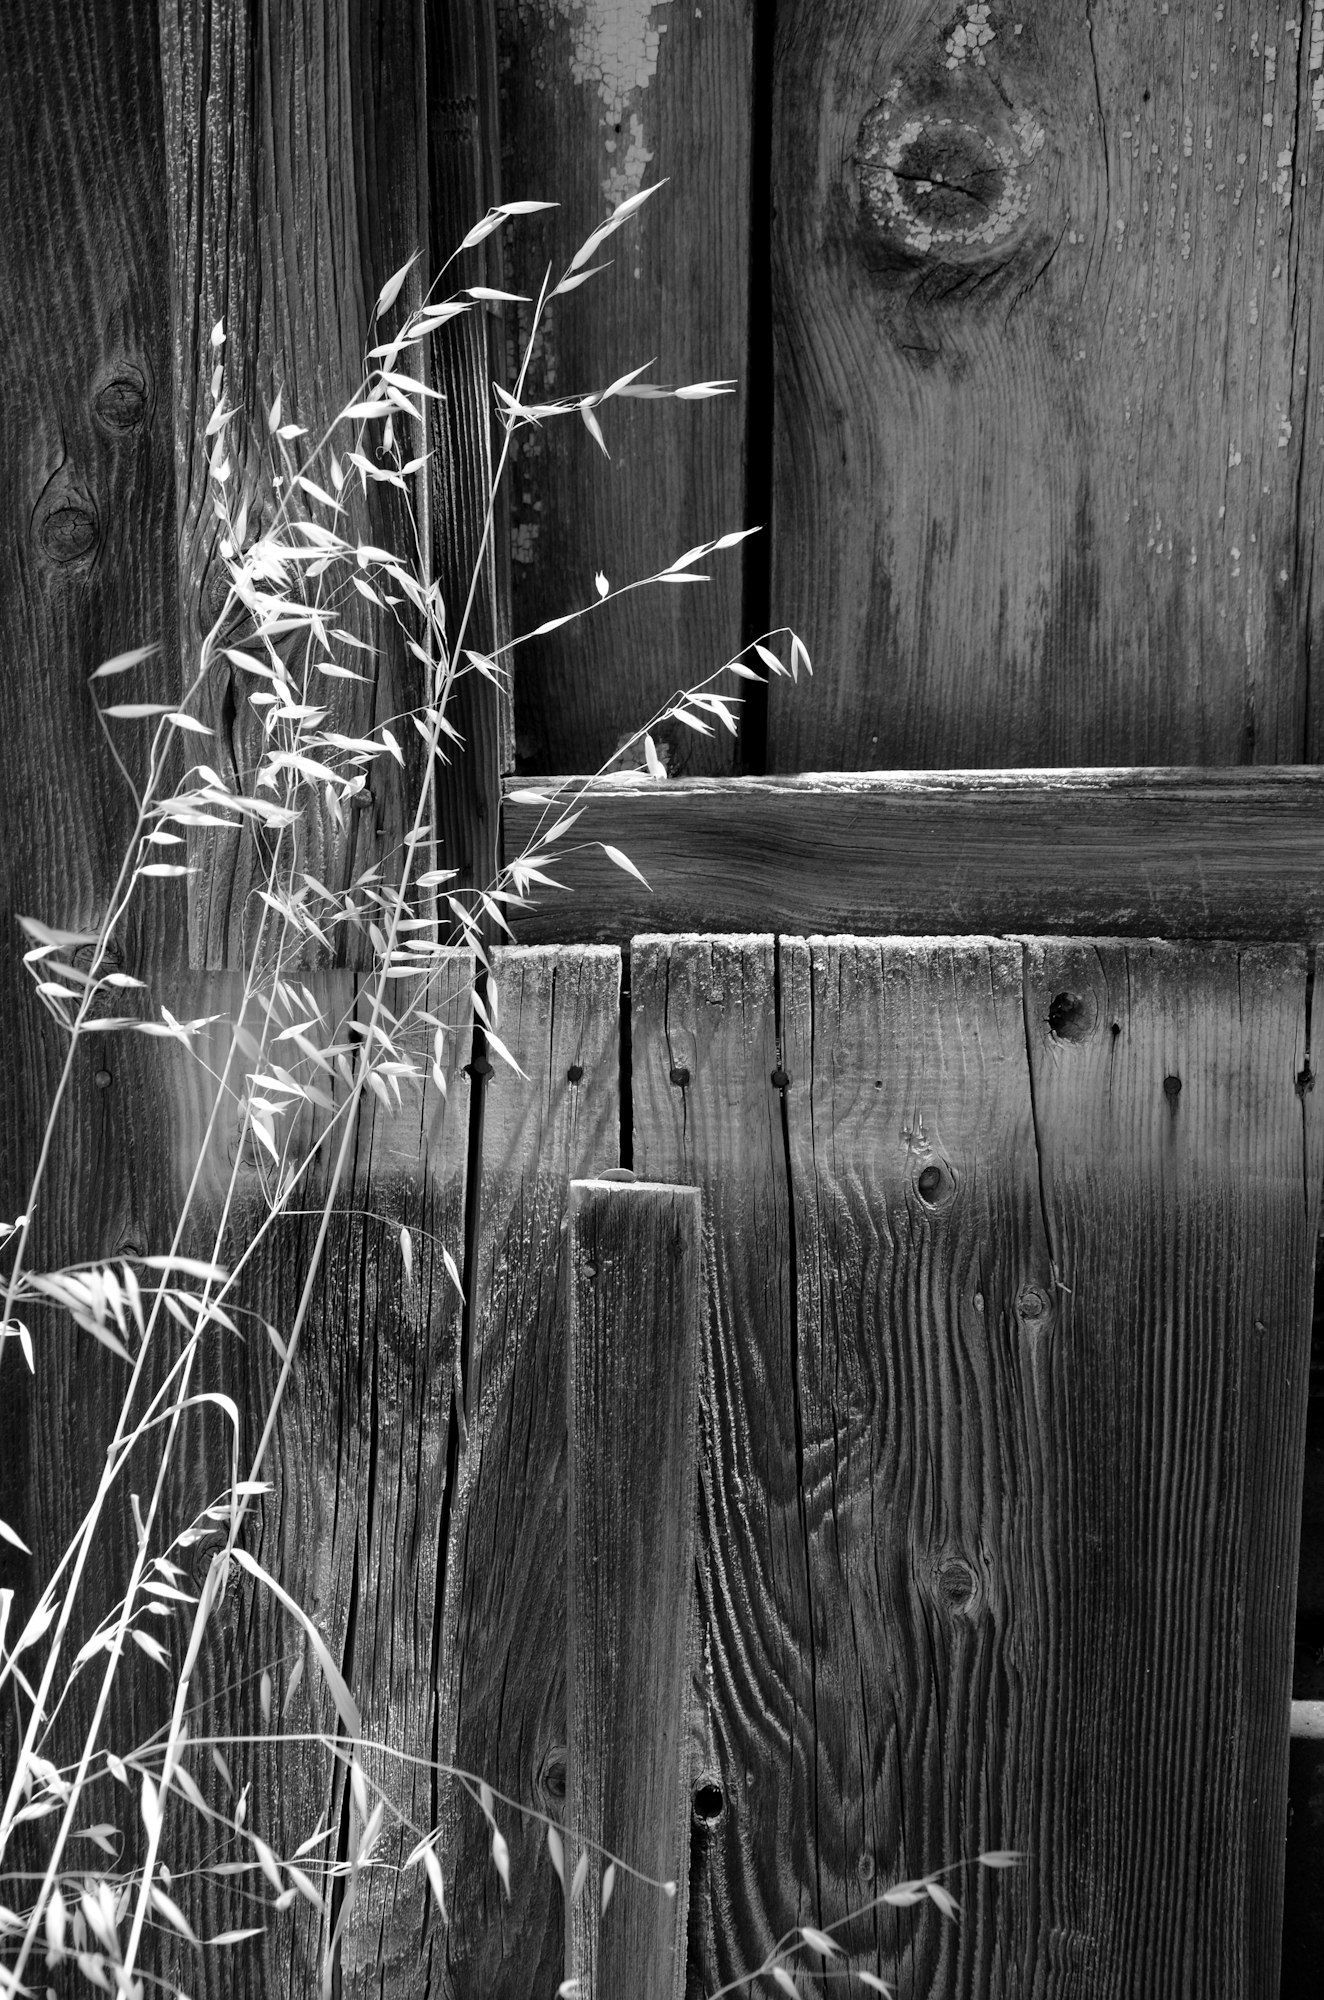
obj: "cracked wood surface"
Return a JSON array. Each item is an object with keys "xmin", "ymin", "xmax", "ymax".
[
  {"xmin": 634, "ymin": 931, "xmax": 1321, "ymax": 1999},
  {"xmin": 436, "ymin": 945, "xmax": 620, "ymax": 2000},
  {"xmin": 494, "ymin": 0, "xmax": 752, "ymax": 776},
  {"xmin": 565, "ymin": 1179, "xmax": 702, "ymax": 2000},
  {"xmin": 767, "ymin": 0, "xmax": 1324, "ymax": 770}
]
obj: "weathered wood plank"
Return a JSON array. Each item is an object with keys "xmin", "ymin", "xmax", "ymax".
[
  {"xmin": 564, "ymin": 1178, "xmax": 701, "ymax": 2000},
  {"xmin": 628, "ymin": 936, "xmax": 800, "ymax": 1999},
  {"xmin": 0, "ymin": 0, "xmax": 188, "ymax": 1920},
  {"xmin": 1020, "ymin": 938, "xmax": 1322, "ymax": 1996},
  {"xmin": 158, "ymin": 0, "xmax": 429, "ymax": 966},
  {"xmin": 503, "ymin": 768, "xmax": 1324, "ymax": 944},
  {"xmin": 767, "ymin": 2, "xmax": 1324, "ymax": 770},
  {"xmin": 494, "ymin": 0, "xmax": 752, "ymax": 775},
  {"xmin": 428, "ymin": 0, "xmax": 512, "ymax": 906},
  {"xmin": 436, "ymin": 946, "xmax": 620, "ymax": 1999}
]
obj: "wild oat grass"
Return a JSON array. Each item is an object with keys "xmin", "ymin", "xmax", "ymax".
[{"xmin": 0, "ymin": 186, "xmax": 1003, "ymax": 2000}]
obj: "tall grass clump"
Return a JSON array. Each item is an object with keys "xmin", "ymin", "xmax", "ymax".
[{"xmin": 0, "ymin": 185, "xmax": 1004, "ymax": 1999}]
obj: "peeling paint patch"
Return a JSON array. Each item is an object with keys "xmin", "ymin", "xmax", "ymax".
[
  {"xmin": 945, "ymin": 3, "xmax": 995, "ymax": 70},
  {"xmin": 551, "ymin": 0, "xmax": 672, "ymax": 202}
]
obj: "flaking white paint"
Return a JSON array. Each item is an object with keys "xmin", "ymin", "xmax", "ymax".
[{"xmin": 551, "ymin": 0, "xmax": 672, "ymax": 203}]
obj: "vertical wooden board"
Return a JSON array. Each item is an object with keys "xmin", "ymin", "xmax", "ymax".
[
  {"xmin": 428, "ymin": 0, "xmax": 512, "ymax": 902},
  {"xmin": 0, "ymin": 0, "xmax": 187, "ymax": 1923},
  {"xmin": 628, "ymin": 936, "xmax": 803, "ymax": 1997},
  {"xmin": 436, "ymin": 945, "xmax": 620, "ymax": 2000},
  {"xmin": 768, "ymin": 1, "xmax": 1324, "ymax": 770},
  {"xmin": 565, "ymin": 1179, "xmax": 702, "ymax": 2000},
  {"xmin": 1020, "ymin": 940, "xmax": 1322, "ymax": 1999},
  {"xmin": 118, "ymin": 964, "xmax": 472, "ymax": 1999},
  {"xmin": 775, "ymin": 937, "xmax": 1053, "ymax": 1999},
  {"xmin": 495, "ymin": 0, "xmax": 752, "ymax": 775},
  {"xmin": 158, "ymin": 0, "xmax": 429, "ymax": 967}
]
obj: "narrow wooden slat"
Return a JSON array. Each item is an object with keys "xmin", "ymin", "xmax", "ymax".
[
  {"xmin": 628, "ymin": 936, "xmax": 799, "ymax": 1999},
  {"xmin": 767, "ymin": 2, "xmax": 1324, "ymax": 771},
  {"xmin": 494, "ymin": 0, "xmax": 752, "ymax": 775},
  {"xmin": 158, "ymin": 0, "xmax": 428, "ymax": 967},
  {"xmin": 565, "ymin": 1178, "xmax": 701, "ymax": 2000},
  {"xmin": 502, "ymin": 769, "xmax": 1324, "ymax": 944},
  {"xmin": 436, "ymin": 945, "xmax": 620, "ymax": 2000},
  {"xmin": 428, "ymin": 0, "xmax": 511, "ymax": 903}
]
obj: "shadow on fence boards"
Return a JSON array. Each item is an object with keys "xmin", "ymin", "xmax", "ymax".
[{"xmin": 4, "ymin": 1, "xmax": 1324, "ymax": 1997}]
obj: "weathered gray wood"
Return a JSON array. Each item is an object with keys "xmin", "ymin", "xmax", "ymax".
[
  {"xmin": 0, "ymin": 0, "xmax": 189, "ymax": 1942},
  {"xmin": 429, "ymin": 0, "xmax": 512, "ymax": 908},
  {"xmin": 503, "ymin": 768, "xmax": 1324, "ymax": 944},
  {"xmin": 158, "ymin": 0, "xmax": 429, "ymax": 967},
  {"xmin": 436, "ymin": 946, "xmax": 620, "ymax": 2000},
  {"xmin": 1020, "ymin": 939, "xmax": 1322, "ymax": 1996},
  {"xmin": 628, "ymin": 936, "xmax": 799, "ymax": 2000},
  {"xmin": 494, "ymin": 0, "xmax": 752, "ymax": 775},
  {"xmin": 564, "ymin": 1178, "xmax": 701, "ymax": 2000},
  {"xmin": 635, "ymin": 932, "xmax": 1320, "ymax": 1998},
  {"xmin": 767, "ymin": 2, "xmax": 1324, "ymax": 771}
]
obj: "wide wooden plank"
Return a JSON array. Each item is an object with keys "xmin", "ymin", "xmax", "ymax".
[
  {"xmin": 628, "ymin": 936, "xmax": 801, "ymax": 2000},
  {"xmin": 1020, "ymin": 939, "xmax": 1322, "ymax": 1996},
  {"xmin": 767, "ymin": 2, "xmax": 1324, "ymax": 770},
  {"xmin": 436, "ymin": 945, "xmax": 620, "ymax": 1999},
  {"xmin": 494, "ymin": 0, "xmax": 752, "ymax": 775},
  {"xmin": 158, "ymin": 0, "xmax": 429, "ymax": 966},
  {"xmin": 0, "ymin": 0, "xmax": 188, "ymax": 1939},
  {"xmin": 564, "ymin": 1178, "xmax": 701, "ymax": 2000},
  {"xmin": 774, "ymin": 938, "xmax": 1048, "ymax": 1997},
  {"xmin": 503, "ymin": 768, "xmax": 1324, "ymax": 944}
]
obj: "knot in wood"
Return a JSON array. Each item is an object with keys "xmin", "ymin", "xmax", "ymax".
[
  {"xmin": 93, "ymin": 365, "xmax": 149, "ymax": 435},
  {"xmin": 855, "ymin": 95, "xmax": 1044, "ymax": 266}
]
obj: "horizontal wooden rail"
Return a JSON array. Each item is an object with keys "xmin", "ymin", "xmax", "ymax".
[{"xmin": 502, "ymin": 769, "xmax": 1324, "ymax": 943}]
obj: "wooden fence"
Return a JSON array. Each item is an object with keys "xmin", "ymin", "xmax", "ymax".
[{"xmin": 5, "ymin": 0, "xmax": 1324, "ymax": 1994}]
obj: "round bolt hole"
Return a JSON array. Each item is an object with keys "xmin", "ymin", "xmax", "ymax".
[
  {"xmin": 566, "ymin": 1063, "xmax": 584, "ymax": 1085},
  {"xmin": 770, "ymin": 1066, "xmax": 791, "ymax": 1090},
  {"xmin": 1048, "ymin": 990, "xmax": 1095, "ymax": 1042},
  {"xmin": 1163, "ymin": 1074, "xmax": 1182, "ymax": 1104},
  {"xmin": 669, "ymin": 1064, "xmax": 691, "ymax": 1089},
  {"xmin": 93, "ymin": 1069, "xmax": 113, "ymax": 1090},
  {"xmin": 691, "ymin": 1779, "xmax": 725, "ymax": 1827},
  {"xmin": 916, "ymin": 1163, "xmax": 944, "ymax": 1204},
  {"xmin": 465, "ymin": 1056, "xmax": 493, "ymax": 1082}
]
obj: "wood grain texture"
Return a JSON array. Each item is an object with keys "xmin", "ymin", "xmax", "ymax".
[
  {"xmin": 129, "ymin": 963, "xmax": 473, "ymax": 1999},
  {"xmin": 429, "ymin": 0, "xmax": 512, "ymax": 907},
  {"xmin": 565, "ymin": 1179, "xmax": 701, "ymax": 2000},
  {"xmin": 635, "ymin": 932, "xmax": 1319, "ymax": 1998},
  {"xmin": 1019, "ymin": 938, "xmax": 1322, "ymax": 1997},
  {"xmin": 436, "ymin": 946, "xmax": 620, "ymax": 1999},
  {"xmin": 494, "ymin": 0, "xmax": 752, "ymax": 776},
  {"xmin": 158, "ymin": 0, "xmax": 429, "ymax": 967},
  {"xmin": 627, "ymin": 936, "xmax": 801, "ymax": 2000},
  {"xmin": 503, "ymin": 768, "xmax": 1324, "ymax": 944},
  {"xmin": 0, "ymin": 0, "xmax": 187, "ymax": 1913},
  {"xmin": 767, "ymin": 1, "xmax": 1324, "ymax": 771}
]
